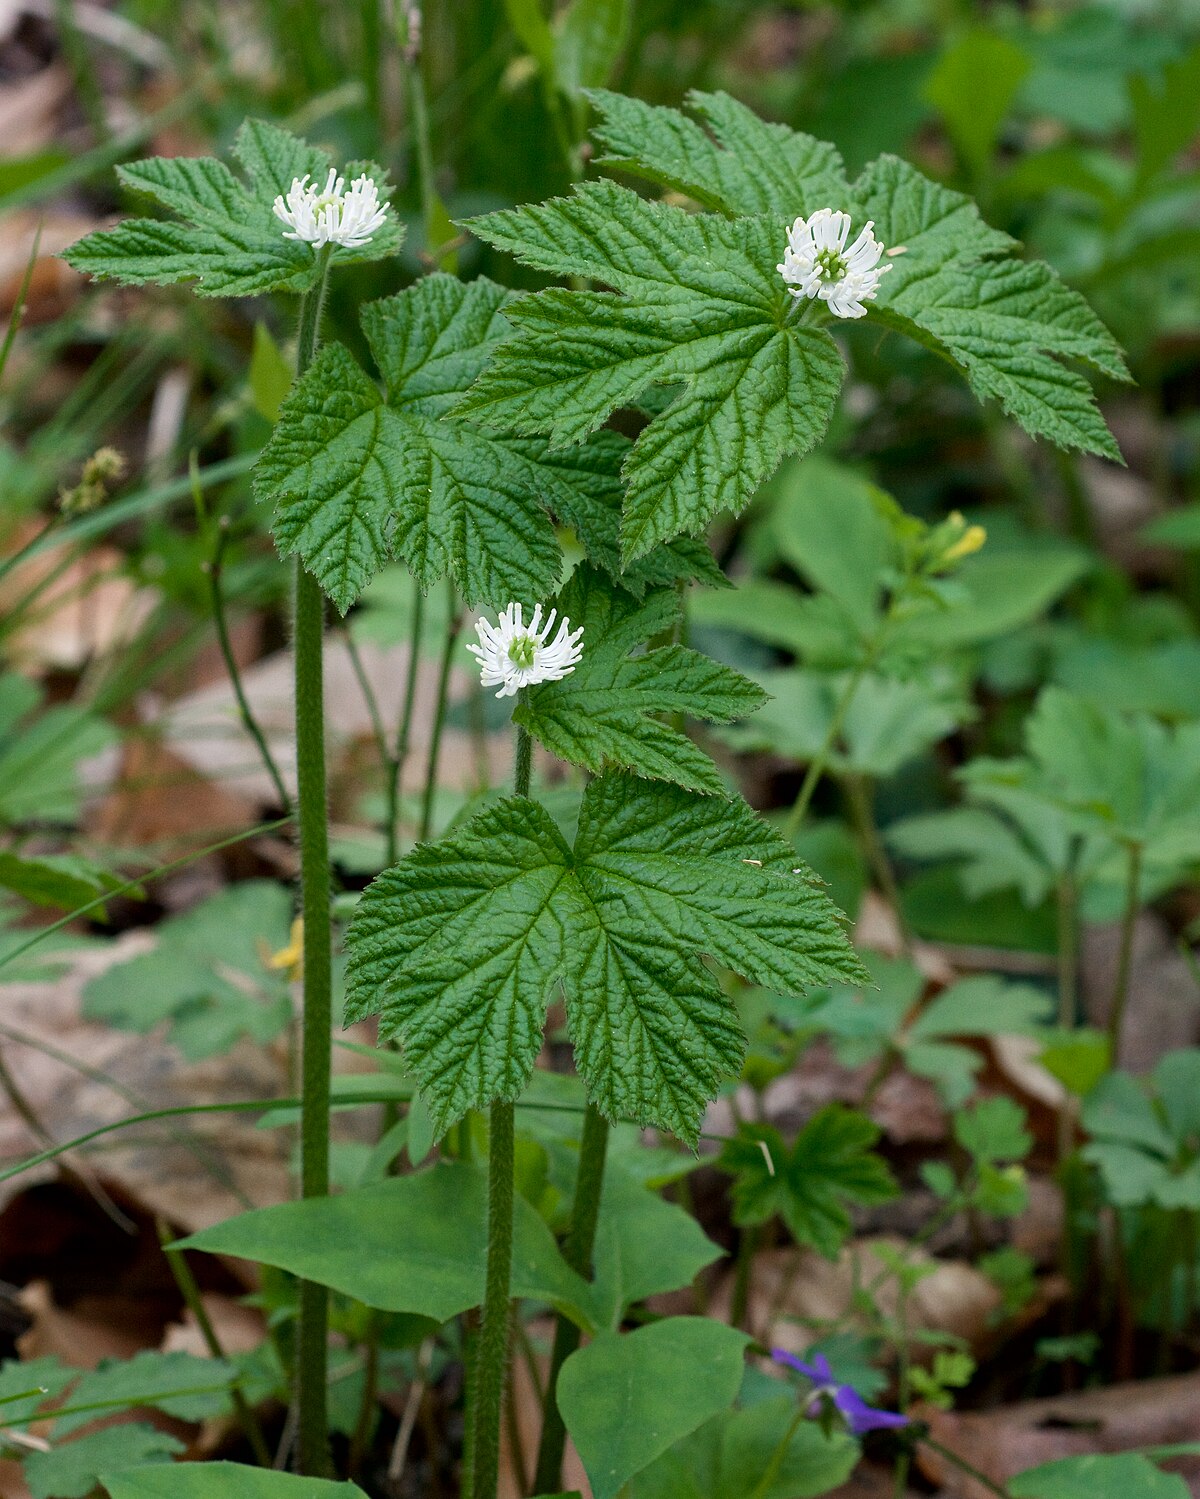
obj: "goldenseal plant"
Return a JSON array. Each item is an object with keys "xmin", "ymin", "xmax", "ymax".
[{"xmin": 60, "ymin": 84, "xmax": 1128, "ymax": 1499}]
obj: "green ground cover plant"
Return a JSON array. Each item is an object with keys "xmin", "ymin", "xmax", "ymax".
[{"xmin": 0, "ymin": 2, "xmax": 1199, "ymax": 1498}]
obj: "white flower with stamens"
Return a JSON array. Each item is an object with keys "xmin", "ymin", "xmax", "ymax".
[
  {"xmin": 272, "ymin": 168, "xmax": 389, "ymax": 250},
  {"xmin": 777, "ymin": 209, "xmax": 891, "ymax": 319},
  {"xmin": 467, "ymin": 603, "xmax": 584, "ymax": 699}
]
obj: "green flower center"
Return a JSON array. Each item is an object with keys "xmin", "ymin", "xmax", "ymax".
[
  {"xmin": 815, "ymin": 248, "xmax": 847, "ymax": 283},
  {"xmin": 315, "ymin": 193, "xmax": 342, "ymax": 215},
  {"xmin": 507, "ymin": 635, "xmax": 537, "ymax": 668}
]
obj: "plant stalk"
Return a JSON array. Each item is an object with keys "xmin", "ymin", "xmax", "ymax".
[
  {"xmin": 533, "ymin": 1102, "xmax": 610, "ymax": 1493},
  {"xmin": 1107, "ymin": 841, "xmax": 1143, "ymax": 1069},
  {"xmin": 468, "ymin": 719, "xmax": 531, "ymax": 1499},
  {"xmin": 292, "ymin": 245, "xmax": 335, "ymax": 1478}
]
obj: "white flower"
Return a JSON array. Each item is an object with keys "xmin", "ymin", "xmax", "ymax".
[
  {"xmin": 467, "ymin": 602, "xmax": 584, "ymax": 699},
  {"xmin": 777, "ymin": 209, "xmax": 891, "ymax": 319},
  {"xmin": 272, "ymin": 168, "xmax": 389, "ymax": 250}
]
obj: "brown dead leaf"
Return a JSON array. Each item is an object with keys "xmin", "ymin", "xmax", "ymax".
[
  {"xmin": 0, "ymin": 531, "xmax": 155, "ymax": 672},
  {"xmin": 713, "ymin": 1239, "xmax": 1004, "ymax": 1357},
  {"xmin": 16, "ymin": 1279, "xmax": 151, "ymax": 1367},
  {"xmin": 917, "ymin": 1371, "xmax": 1200, "ymax": 1498},
  {"xmin": 87, "ymin": 734, "xmax": 258, "ymax": 853}
]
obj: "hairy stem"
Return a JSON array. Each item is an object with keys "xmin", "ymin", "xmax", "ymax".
[
  {"xmin": 292, "ymin": 245, "xmax": 335, "ymax": 1478},
  {"xmin": 533, "ymin": 1103, "xmax": 610, "ymax": 1493},
  {"xmin": 470, "ymin": 1099, "xmax": 515, "ymax": 1499},
  {"xmin": 468, "ymin": 719, "xmax": 531, "ymax": 1499}
]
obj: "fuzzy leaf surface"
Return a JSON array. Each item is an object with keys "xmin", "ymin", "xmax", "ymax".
[
  {"xmin": 516, "ymin": 563, "xmax": 763, "ymax": 793},
  {"xmin": 466, "ymin": 95, "xmax": 1125, "ymax": 499},
  {"xmin": 255, "ymin": 274, "xmax": 564, "ymax": 610},
  {"xmin": 461, "ymin": 181, "xmax": 844, "ymax": 560},
  {"xmin": 345, "ymin": 774, "xmax": 865, "ymax": 1141},
  {"xmin": 588, "ymin": 87, "xmax": 851, "ymax": 216},
  {"xmin": 64, "ymin": 120, "xmax": 403, "ymax": 297}
]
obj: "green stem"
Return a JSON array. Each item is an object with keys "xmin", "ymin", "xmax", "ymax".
[
  {"xmin": 418, "ymin": 581, "xmax": 460, "ymax": 841},
  {"xmin": 386, "ymin": 585, "xmax": 425, "ymax": 865},
  {"xmin": 782, "ymin": 655, "xmax": 875, "ymax": 842},
  {"xmin": 919, "ymin": 1437, "xmax": 1008, "ymax": 1499},
  {"xmin": 844, "ymin": 772, "xmax": 911, "ymax": 953},
  {"xmin": 1107, "ymin": 841, "xmax": 1143, "ymax": 1069},
  {"xmin": 729, "ymin": 1221, "xmax": 758, "ymax": 1333},
  {"xmin": 533, "ymin": 1103, "xmax": 610, "ymax": 1494},
  {"xmin": 202, "ymin": 500, "xmax": 291, "ymax": 813},
  {"xmin": 157, "ymin": 1220, "xmax": 272, "ymax": 1465},
  {"xmin": 470, "ymin": 1099, "xmax": 515, "ymax": 1499},
  {"xmin": 748, "ymin": 1408, "xmax": 806, "ymax": 1499},
  {"xmin": 468, "ymin": 720, "xmax": 531, "ymax": 1499},
  {"xmin": 292, "ymin": 245, "xmax": 335, "ymax": 1479}
]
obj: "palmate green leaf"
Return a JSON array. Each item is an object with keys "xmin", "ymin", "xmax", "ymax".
[
  {"xmin": 24, "ymin": 1427, "xmax": 183, "ymax": 1499},
  {"xmin": 720, "ymin": 1107, "xmax": 897, "ymax": 1258},
  {"xmin": 345, "ymin": 773, "xmax": 865, "ymax": 1143},
  {"xmin": 516, "ymin": 563, "xmax": 764, "ymax": 794},
  {"xmin": 518, "ymin": 429, "xmax": 727, "ymax": 597},
  {"xmin": 469, "ymin": 92, "xmax": 1126, "ymax": 527},
  {"xmin": 257, "ymin": 275, "xmax": 713, "ymax": 611},
  {"xmin": 257, "ymin": 274, "xmax": 560, "ymax": 611},
  {"xmin": 63, "ymin": 120, "xmax": 403, "ymax": 297},
  {"xmin": 461, "ymin": 181, "xmax": 844, "ymax": 561},
  {"xmin": 589, "ymin": 87, "xmax": 851, "ymax": 216},
  {"xmin": 82, "ymin": 881, "xmax": 294, "ymax": 1061}
]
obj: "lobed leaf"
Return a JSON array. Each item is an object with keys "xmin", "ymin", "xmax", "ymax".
[
  {"xmin": 516, "ymin": 563, "xmax": 764, "ymax": 793},
  {"xmin": 345, "ymin": 774, "xmax": 865, "ymax": 1142},
  {"xmin": 64, "ymin": 119, "xmax": 403, "ymax": 298}
]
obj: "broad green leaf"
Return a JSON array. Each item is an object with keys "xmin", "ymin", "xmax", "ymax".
[
  {"xmin": 248, "ymin": 322, "xmax": 293, "ymax": 422},
  {"xmin": 577, "ymin": 93, "xmax": 1125, "ymax": 460},
  {"xmin": 346, "ymin": 773, "xmax": 865, "ymax": 1142},
  {"xmin": 0, "ymin": 674, "xmax": 115, "ymax": 826},
  {"xmin": 721, "ymin": 1107, "xmax": 898, "ymax": 1258},
  {"xmin": 924, "ymin": 30, "xmax": 1031, "ymax": 179},
  {"xmin": 505, "ymin": 0, "xmax": 556, "ymax": 75},
  {"xmin": 462, "ymin": 181, "xmax": 844, "ymax": 561},
  {"xmin": 519, "ymin": 429, "xmax": 727, "ymax": 597},
  {"xmin": 176, "ymin": 1163, "xmax": 592, "ymax": 1327},
  {"xmin": 887, "ymin": 807, "xmax": 1056, "ymax": 907},
  {"xmin": 556, "ymin": 0, "xmax": 630, "ymax": 95},
  {"xmin": 0, "ymin": 1356, "xmax": 74, "ymax": 1424},
  {"xmin": 103, "ymin": 1463, "xmax": 368, "ymax": 1499},
  {"xmin": 557, "ymin": 1318, "xmax": 750, "ymax": 1499},
  {"xmin": 256, "ymin": 274, "xmax": 579, "ymax": 611},
  {"xmin": 1010, "ymin": 1453, "xmax": 1190, "ymax": 1499},
  {"xmin": 588, "ymin": 88, "xmax": 851, "ymax": 217},
  {"xmin": 590, "ymin": 1174, "xmax": 723, "ymax": 1329},
  {"xmin": 626, "ymin": 1395, "xmax": 858, "ymax": 1499},
  {"xmin": 83, "ymin": 882, "xmax": 294, "ymax": 1061},
  {"xmin": 516, "ymin": 563, "xmax": 764, "ymax": 794},
  {"xmin": 724, "ymin": 669, "xmax": 969, "ymax": 780},
  {"xmin": 64, "ymin": 121, "xmax": 402, "ymax": 296},
  {"xmin": 25, "ymin": 1426, "xmax": 183, "ymax": 1499},
  {"xmin": 1130, "ymin": 44, "xmax": 1200, "ymax": 183},
  {"xmin": 0, "ymin": 851, "xmax": 122, "ymax": 912},
  {"xmin": 53, "ymin": 1351, "xmax": 234, "ymax": 1437},
  {"xmin": 908, "ymin": 975, "xmax": 1051, "ymax": 1041},
  {"xmin": 953, "ymin": 1097, "xmax": 1032, "ymax": 1164}
]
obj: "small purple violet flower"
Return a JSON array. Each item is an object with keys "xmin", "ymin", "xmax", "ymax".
[{"xmin": 771, "ymin": 1349, "xmax": 909, "ymax": 1436}]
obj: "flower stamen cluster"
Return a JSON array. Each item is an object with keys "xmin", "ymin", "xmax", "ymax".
[
  {"xmin": 778, "ymin": 209, "xmax": 891, "ymax": 319},
  {"xmin": 468, "ymin": 602, "xmax": 584, "ymax": 699},
  {"xmin": 273, "ymin": 168, "xmax": 389, "ymax": 250}
]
